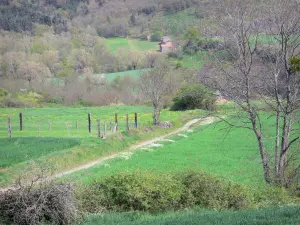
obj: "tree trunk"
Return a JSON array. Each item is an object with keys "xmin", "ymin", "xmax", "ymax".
[
  {"xmin": 274, "ymin": 110, "xmax": 280, "ymax": 180},
  {"xmin": 251, "ymin": 116, "xmax": 272, "ymax": 184},
  {"xmin": 256, "ymin": 134, "xmax": 272, "ymax": 184},
  {"xmin": 153, "ymin": 105, "xmax": 160, "ymax": 125}
]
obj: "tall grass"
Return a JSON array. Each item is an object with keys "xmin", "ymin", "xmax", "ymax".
[{"xmin": 82, "ymin": 206, "xmax": 300, "ymax": 225}]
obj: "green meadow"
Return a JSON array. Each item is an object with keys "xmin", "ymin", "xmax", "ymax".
[
  {"xmin": 0, "ymin": 106, "xmax": 190, "ymax": 138},
  {"xmin": 0, "ymin": 106, "xmax": 204, "ymax": 187},
  {"xmin": 64, "ymin": 116, "xmax": 262, "ymax": 186},
  {"xmin": 64, "ymin": 112, "xmax": 299, "ymax": 188},
  {"xmin": 105, "ymin": 38, "xmax": 158, "ymax": 53}
]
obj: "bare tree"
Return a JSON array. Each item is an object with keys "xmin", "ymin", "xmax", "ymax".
[
  {"xmin": 140, "ymin": 57, "xmax": 171, "ymax": 125},
  {"xmin": 200, "ymin": 0, "xmax": 300, "ymax": 186}
]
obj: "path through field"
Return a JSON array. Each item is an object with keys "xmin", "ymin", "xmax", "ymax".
[
  {"xmin": 53, "ymin": 116, "xmax": 215, "ymax": 178},
  {"xmin": 0, "ymin": 117, "xmax": 215, "ymax": 192}
]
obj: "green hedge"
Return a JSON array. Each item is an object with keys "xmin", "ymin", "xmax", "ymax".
[{"xmin": 76, "ymin": 171, "xmax": 249, "ymax": 213}]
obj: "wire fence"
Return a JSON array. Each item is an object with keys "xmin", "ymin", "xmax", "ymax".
[{"xmin": 0, "ymin": 112, "xmax": 147, "ymax": 138}]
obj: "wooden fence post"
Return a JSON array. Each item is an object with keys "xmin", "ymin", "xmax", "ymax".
[
  {"xmin": 115, "ymin": 113, "xmax": 118, "ymax": 131},
  {"xmin": 88, "ymin": 113, "xmax": 91, "ymax": 133},
  {"xmin": 103, "ymin": 121, "xmax": 107, "ymax": 138},
  {"xmin": 97, "ymin": 119, "xmax": 101, "ymax": 138},
  {"xmin": 126, "ymin": 114, "xmax": 129, "ymax": 131},
  {"xmin": 19, "ymin": 112, "xmax": 23, "ymax": 131},
  {"xmin": 76, "ymin": 120, "xmax": 78, "ymax": 132},
  {"xmin": 134, "ymin": 112, "xmax": 138, "ymax": 128},
  {"xmin": 110, "ymin": 121, "xmax": 112, "ymax": 132},
  {"xmin": 8, "ymin": 116, "xmax": 12, "ymax": 138}
]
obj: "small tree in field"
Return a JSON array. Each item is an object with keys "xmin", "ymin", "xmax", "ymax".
[
  {"xmin": 140, "ymin": 57, "xmax": 171, "ymax": 125},
  {"xmin": 171, "ymin": 84, "xmax": 216, "ymax": 111}
]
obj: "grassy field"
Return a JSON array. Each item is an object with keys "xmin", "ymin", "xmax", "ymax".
[
  {"xmin": 105, "ymin": 38, "xmax": 158, "ymax": 53},
  {"xmin": 0, "ymin": 106, "xmax": 186, "ymax": 138},
  {"xmin": 0, "ymin": 106, "xmax": 204, "ymax": 187},
  {"xmin": 64, "ymin": 112, "xmax": 288, "ymax": 187},
  {"xmin": 181, "ymin": 52, "xmax": 207, "ymax": 69},
  {"xmin": 82, "ymin": 206, "xmax": 300, "ymax": 225}
]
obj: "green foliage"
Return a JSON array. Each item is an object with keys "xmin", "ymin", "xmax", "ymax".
[
  {"xmin": 184, "ymin": 26, "xmax": 200, "ymax": 42},
  {"xmin": 77, "ymin": 171, "xmax": 248, "ymax": 213},
  {"xmin": 0, "ymin": 88, "xmax": 9, "ymax": 98},
  {"xmin": 77, "ymin": 172, "xmax": 184, "ymax": 213},
  {"xmin": 151, "ymin": 31, "xmax": 163, "ymax": 42},
  {"xmin": 72, "ymin": 99, "xmax": 94, "ymax": 107},
  {"xmin": 171, "ymin": 84, "xmax": 216, "ymax": 111},
  {"xmin": 48, "ymin": 96, "xmax": 64, "ymax": 104},
  {"xmin": 290, "ymin": 56, "xmax": 300, "ymax": 72},
  {"xmin": 252, "ymin": 186, "xmax": 293, "ymax": 207},
  {"xmin": 2, "ymin": 97, "xmax": 25, "ymax": 108},
  {"xmin": 175, "ymin": 61, "xmax": 183, "ymax": 69},
  {"xmin": 0, "ymin": 91, "xmax": 45, "ymax": 108},
  {"xmin": 178, "ymin": 171, "xmax": 248, "ymax": 209}
]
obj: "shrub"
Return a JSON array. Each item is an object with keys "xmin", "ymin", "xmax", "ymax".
[
  {"xmin": 2, "ymin": 97, "xmax": 25, "ymax": 108},
  {"xmin": 139, "ymin": 5, "xmax": 157, "ymax": 15},
  {"xmin": 0, "ymin": 88, "xmax": 9, "ymax": 97},
  {"xmin": 198, "ymin": 39, "xmax": 224, "ymax": 51},
  {"xmin": 48, "ymin": 96, "xmax": 64, "ymax": 104},
  {"xmin": 77, "ymin": 171, "xmax": 249, "ymax": 213},
  {"xmin": 178, "ymin": 171, "xmax": 248, "ymax": 209},
  {"xmin": 0, "ymin": 183, "xmax": 78, "ymax": 225},
  {"xmin": 72, "ymin": 99, "xmax": 94, "ymax": 107},
  {"xmin": 76, "ymin": 172, "xmax": 184, "ymax": 213},
  {"xmin": 171, "ymin": 84, "xmax": 216, "ymax": 111},
  {"xmin": 151, "ymin": 31, "xmax": 163, "ymax": 42},
  {"xmin": 252, "ymin": 186, "xmax": 293, "ymax": 207}
]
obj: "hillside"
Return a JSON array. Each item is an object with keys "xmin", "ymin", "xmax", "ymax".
[{"xmin": 0, "ymin": 0, "xmax": 219, "ymax": 108}]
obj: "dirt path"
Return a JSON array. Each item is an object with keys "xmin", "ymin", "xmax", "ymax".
[
  {"xmin": 53, "ymin": 116, "xmax": 215, "ymax": 178},
  {"xmin": 0, "ymin": 116, "xmax": 215, "ymax": 193}
]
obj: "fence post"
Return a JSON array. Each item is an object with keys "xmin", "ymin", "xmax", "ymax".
[
  {"xmin": 38, "ymin": 123, "xmax": 40, "ymax": 137},
  {"xmin": 115, "ymin": 113, "xmax": 118, "ymax": 131},
  {"xmin": 97, "ymin": 119, "xmax": 101, "ymax": 138},
  {"xmin": 126, "ymin": 114, "xmax": 129, "ymax": 131},
  {"xmin": 103, "ymin": 121, "xmax": 106, "ymax": 138},
  {"xmin": 110, "ymin": 121, "xmax": 112, "ymax": 132},
  {"xmin": 134, "ymin": 112, "xmax": 138, "ymax": 128},
  {"xmin": 19, "ymin": 112, "xmax": 23, "ymax": 131},
  {"xmin": 8, "ymin": 116, "xmax": 12, "ymax": 138},
  {"xmin": 88, "ymin": 113, "xmax": 91, "ymax": 133},
  {"xmin": 76, "ymin": 120, "xmax": 78, "ymax": 132}
]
